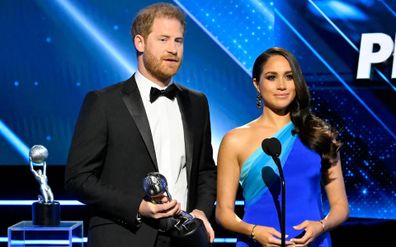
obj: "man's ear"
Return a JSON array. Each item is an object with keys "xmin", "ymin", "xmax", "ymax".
[{"xmin": 134, "ymin": 34, "xmax": 145, "ymax": 53}]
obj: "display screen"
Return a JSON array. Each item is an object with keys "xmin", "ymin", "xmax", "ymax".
[{"xmin": 0, "ymin": 0, "xmax": 395, "ymax": 219}]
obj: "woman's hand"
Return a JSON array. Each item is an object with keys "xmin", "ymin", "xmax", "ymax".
[
  {"xmin": 290, "ymin": 220, "xmax": 324, "ymax": 246},
  {"xmin": 253, "ymin": 225, "xmax": 293, "ymax": 246}
]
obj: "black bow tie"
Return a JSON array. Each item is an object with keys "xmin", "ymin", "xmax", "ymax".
[{"xmin": 149, "ymin": 84, "xmax": 179, "ymax": 103}]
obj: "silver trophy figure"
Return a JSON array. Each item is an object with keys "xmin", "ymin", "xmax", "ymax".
[
  {"xmin": 29, "ymin": 145, "xmax": 54, "ymax": 203},
  {"xmin": 29, "ymin": 145, "xmax": 60, "ymax": 226},
  {"xmin": 143, "ymin": 172, "xmax": 210, "ymax": 246}
]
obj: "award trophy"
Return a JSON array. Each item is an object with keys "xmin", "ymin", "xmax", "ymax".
[
  {"xmin": 29, "ymin": 145, "xmax": 60, "ymax": 226},
  {"xmin": 143, "ymin": 172, "xmax": 210, "ymax": 247}
]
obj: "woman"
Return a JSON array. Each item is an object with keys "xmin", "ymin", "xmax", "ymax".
[{"xmin": 216, "ymin": 47, "xmax": 348, "ymax": 247}]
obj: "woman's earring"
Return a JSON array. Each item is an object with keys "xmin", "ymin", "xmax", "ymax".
[{"xmin": 256, "ymin": 92, "xmax": 262, "ymax": 109}]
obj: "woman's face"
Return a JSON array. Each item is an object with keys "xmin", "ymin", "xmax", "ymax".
[{"xmin": 254, "ymin": 55, "xmax": 296, "ymax": 113}]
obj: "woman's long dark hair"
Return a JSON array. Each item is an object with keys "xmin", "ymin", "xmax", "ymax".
[{"xmin": 252, "ymin": 47, "xmax": 341, "ymax": 169}]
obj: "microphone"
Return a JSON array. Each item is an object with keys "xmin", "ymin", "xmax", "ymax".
[
  {"xmin": 261, "ymin": 137, "xmax": 286, "ymax": 247},
  {"xmin": 262, "ymin": 137, "xmax": 283, "ymax": 178},
  {"xmin": 262, "ymin": 137, "xmax": 281, "ymax": 156}
]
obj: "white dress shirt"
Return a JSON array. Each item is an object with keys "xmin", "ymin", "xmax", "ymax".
[{"xmin": 135, "ymin": 71, "xmax": 188, "ymax": 210}]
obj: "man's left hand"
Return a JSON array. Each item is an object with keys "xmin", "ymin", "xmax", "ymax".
[{"xmin": 190, "ymin": 209, "xmax": 215, "ymax": 243}]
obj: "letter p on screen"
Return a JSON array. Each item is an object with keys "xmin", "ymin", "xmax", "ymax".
[{"xmin": 356, "ymin": 33, "xmax": 395, "ymax": 79}]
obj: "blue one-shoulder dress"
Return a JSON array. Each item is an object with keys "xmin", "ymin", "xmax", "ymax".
[{"xmin": 237, "ymin": 122, "xmax": 331, "ymax": 247}]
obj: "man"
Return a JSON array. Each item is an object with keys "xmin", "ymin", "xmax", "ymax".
[{"xmin": 65, "ymin": 3, "xmax": 216, "ymax": 247}]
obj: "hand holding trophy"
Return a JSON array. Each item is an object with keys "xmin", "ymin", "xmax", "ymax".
[
  {"xmin": 29, "ymin": 145, "xmax": 60, "ymax": 226},
  {"xmin": 143, "ymin": 172, "xmax": 210, "ymax": 247}
]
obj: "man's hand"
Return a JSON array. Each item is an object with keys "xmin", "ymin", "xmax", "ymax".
[
  {"xmin": 190, "ymin": 209, "xmax": 215, "ymax": 243},
  {"xmin": 138, "ymin": 196, "xmax": 181, "ymax": 219}
]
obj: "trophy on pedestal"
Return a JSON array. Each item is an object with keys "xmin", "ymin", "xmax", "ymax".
[
  {"xmin": 29, "ymin": 145, "xmax": 60, "ymax": 226},
  {"xmin": 143, "ymin": 172, "xmax": 210, "ymax": 247}
]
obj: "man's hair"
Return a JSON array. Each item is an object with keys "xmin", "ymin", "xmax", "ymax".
[{"xmin": 131, "ymin": 3, "xmax": 186, "ymax": 39}]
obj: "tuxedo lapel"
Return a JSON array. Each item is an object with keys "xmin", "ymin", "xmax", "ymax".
[
  {"xmin": 175, "ymin": 85, "xmax": 194, "ymax": 183},
  {"xmin": 121, "ymin": 75, "xmax": 158, "ymax": 170}
]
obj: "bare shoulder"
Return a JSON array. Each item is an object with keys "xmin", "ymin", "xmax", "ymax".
[
  {"xmin": 217, "ymin": 125, "xmax": 254, "ymax": 170},
  {"xmin": 220, "ymin": 122, "xmax": 257, "ymax": 152},
  {"xmin": 219, "ymin": 119, "xmax": 277, "ymax": 165}
]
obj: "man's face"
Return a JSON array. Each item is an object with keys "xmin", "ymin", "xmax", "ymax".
[{"xmin": 139, "ymin": 17, "xmax": 184, "ymax": 83}]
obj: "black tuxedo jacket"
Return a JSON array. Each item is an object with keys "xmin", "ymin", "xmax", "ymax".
[{"xmin": 65, "ymin": 75, "xmax": 216, "ymax": 247}]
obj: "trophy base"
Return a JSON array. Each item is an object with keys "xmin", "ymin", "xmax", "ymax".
[
  {"xmin": 169, "ymin": 218, "xmax": 211, "ymax": 247},
  {"xmin": 32, "ymin": 201, "xmax": 60, "ymax": 226}
]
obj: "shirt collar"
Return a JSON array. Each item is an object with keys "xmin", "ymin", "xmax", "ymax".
[{"xmin": 135, "ymin": 70, "xmax": 174, "ymax": 102}]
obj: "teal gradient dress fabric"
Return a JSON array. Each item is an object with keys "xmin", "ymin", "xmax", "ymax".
[{"xmin": 237, "ymin": 122, "xmax": 331, "ymax": 246}]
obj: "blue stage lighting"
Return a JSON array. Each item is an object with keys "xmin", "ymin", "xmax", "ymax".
[
  {"xmin": 308, "ymin": 0, "xmax": 368, "ymax": 20},
  {"xmin": 379, "ymin": 0, "xmax": 396, "ymax": 17},
  {"xmin": 308, "ymin": 0, "xmax": 395, "ymax": 91},
  {"xmin": 275, "ymin": 8, "xmax": 396, "ymax": 140},
  {"xmin": 174, "ymin": 0, "xmax": 274, "ymax": 74},
  {"xmin": 54, "ymin": 0, "xmax": 135, "ymax": 74},
  {"xmin": 213, "ymin": 238, "xmax": 237, "ymax": 243},
  {"xmin": 0, "ymin": 121, "xmax": 29, "ymax": 162},
  {"xmin": 0, "ymin": 200, "xmax": 84, "ymax": 206}
]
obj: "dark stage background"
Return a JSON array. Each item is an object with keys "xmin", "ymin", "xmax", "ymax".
[{"xmin": 1, "ymin": 0, "xmax": 395, "ymax": 246}]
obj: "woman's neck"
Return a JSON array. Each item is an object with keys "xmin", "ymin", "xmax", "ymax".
[{"xmin": 258, "ymin": 107, "xmax": 291, "ymax": 129}]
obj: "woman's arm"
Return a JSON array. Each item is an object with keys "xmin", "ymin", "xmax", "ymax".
[
  {"xmin": 321, "ymin": 157, "xmax": 349, "ymax": 230},
  {"xmin": 216, "ymin": 131, "xmax": 253, "ymax": 236}
]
